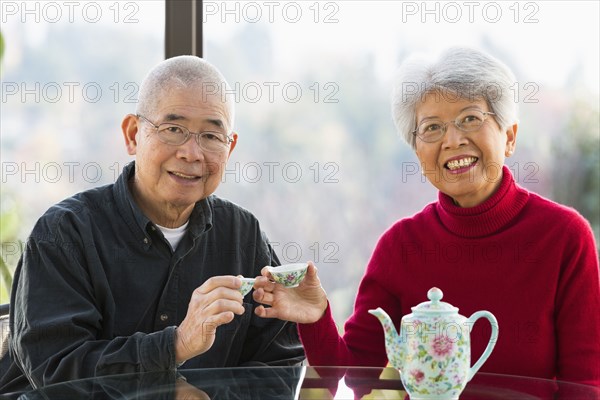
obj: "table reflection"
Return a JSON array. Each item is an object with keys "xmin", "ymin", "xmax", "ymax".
[
  {"xmin": 14, "ymin": 367, "xmax": 600, "ymax": 400},
  {"xmin": 17, "ymin": 368, "xmax": 305, "ymax": 400}
]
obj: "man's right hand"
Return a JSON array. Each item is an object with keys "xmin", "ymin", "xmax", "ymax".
[{"xmin": 175, "ymin": 276, "xmax": 245, "ymax": 364}]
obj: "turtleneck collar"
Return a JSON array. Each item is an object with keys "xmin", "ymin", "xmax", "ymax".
[{"xmin": 435, "ymin": 166, "xmax": 530, "ymax": 238}]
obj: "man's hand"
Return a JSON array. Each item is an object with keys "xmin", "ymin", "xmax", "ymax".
[
  {"xmin": 175, "ymin": 276, "xmax": 245, "ymax": 363},
  {"xmin": 175, "ymin": 378, "xmax": 211, "ymax": 400},
  {"xmin": 253, "ymin": 261, "xmax": 328, "ymax": 324}
]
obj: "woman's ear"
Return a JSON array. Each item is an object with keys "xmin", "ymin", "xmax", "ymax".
[
  {"xmin": 505, "ymin": 123, "xmax": 518, "ymax": 157},
  {"xmin": 122, "ymin": 114, "xmax": 140, "ymax": 155}
]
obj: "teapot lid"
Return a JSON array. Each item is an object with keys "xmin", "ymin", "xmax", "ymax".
[{"xmin": 411, "ymin": 287, "xmax": 458, "ymax": 315}]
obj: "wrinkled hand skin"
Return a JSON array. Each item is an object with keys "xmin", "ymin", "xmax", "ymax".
[
  {"xmin": 253, "ymin": 261, "xmax": 328, "ymax": 324},
  {"xmin": 175, "ymin": 378, "xmax": 212, "ymax": 400},
  {"xmin": 175, "ymin": 276, "xmax": 245, "ymax": 363}
]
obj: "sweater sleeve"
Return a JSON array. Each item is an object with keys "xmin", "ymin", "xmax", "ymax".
[
  {"xmin": 554, "ymin": 214, "xmax": 600, "ymax": 386},
  {"xmin": 299, "ymin": 229, "xmax": 402, "ymax": 367},
  {"xmin": 10, "ymin": 234, "xmax": 177, "ymax": 389}
]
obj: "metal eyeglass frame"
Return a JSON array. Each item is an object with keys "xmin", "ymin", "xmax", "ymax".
[
  {"xmin": 412, "ymin": 110, "xmax": 496, "ymax": 143},
  {"xmin": 136, "ymin": 114, "xmax": 233, "ymax": 151}
]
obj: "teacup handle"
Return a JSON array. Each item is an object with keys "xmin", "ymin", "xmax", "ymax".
[{"xmin": 466, "ymin": 311, "xmax": 499, "ymax": 381}]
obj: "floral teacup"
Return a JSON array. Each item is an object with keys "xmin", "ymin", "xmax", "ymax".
[
  {"xmin": 266, "ymin": 263, "xmax": 308, "ymax": 288},
  {"xmin": 238, "ymin": 278, "xmax": 256, "ymax": 296}
]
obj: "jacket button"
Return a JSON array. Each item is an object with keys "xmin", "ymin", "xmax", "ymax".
[
  {"xmin": 143, "ymin": 238, "xmax": 149, "ymax": 244},
  {"xmin": 160, "ymin": 313, "xmax": 168, "ymax": 321}
]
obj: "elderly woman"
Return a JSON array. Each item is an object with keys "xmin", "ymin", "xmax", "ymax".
[{"xmin": 253, "ymin": 47, "xmax": 600, "ymax": 386}]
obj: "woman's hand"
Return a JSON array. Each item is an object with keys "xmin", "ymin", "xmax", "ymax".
[{"xmin": 253, "ymin": 261, "xmax": 328, "ymax": 324}]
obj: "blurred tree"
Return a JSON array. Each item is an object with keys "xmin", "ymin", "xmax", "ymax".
[
  {"xmin": 0, "ymin": 30, "xmax": 4, "ymax": 60},
  {"xmin": 1, "ymin": 29, "xmax": 17, "ymax": 302},
  {"xmin": 552, "ymin": 96, "xmax": 600, "ymax": 251}
]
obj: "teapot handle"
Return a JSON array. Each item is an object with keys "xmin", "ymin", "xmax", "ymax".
[{"xmin": 466, "ymin": 311, "xmax": 499, "ymax": 381}]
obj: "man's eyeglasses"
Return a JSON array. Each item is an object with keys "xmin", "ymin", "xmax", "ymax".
[
  {"xmin": 412, "ymin": 109, "xmax": 496, "ymax": 143},
  {"xmin": 137, "ymin": 114, "xmax": 233, "ymax": 153}
]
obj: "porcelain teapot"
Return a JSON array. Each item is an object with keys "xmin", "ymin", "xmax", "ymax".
[{"xmin": 369, "ymin": 287, "xmax": 498, "ymax": 400}]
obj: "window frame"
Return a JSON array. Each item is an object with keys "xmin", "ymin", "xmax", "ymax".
[{"xmin": 165, "ymin": 0, "xmax": 203, "ymax": 58}]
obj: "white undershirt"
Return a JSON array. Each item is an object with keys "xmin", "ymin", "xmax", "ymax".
[{"xmin": 156, "ymin": 221, "xmax": 189, "ymax": 250}]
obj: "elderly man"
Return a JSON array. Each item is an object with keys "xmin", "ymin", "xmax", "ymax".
[{"xmin": 0, "ymin": 56, "xmax": 304, "ymax": 394}]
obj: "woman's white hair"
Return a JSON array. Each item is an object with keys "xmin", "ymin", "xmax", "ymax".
[
  {"xmin": 136, "ymin": 56, "xmax": 235, "ymax": 132},
  {"xmin": 391, "ymin": 47, "xmax": 518, "ymax": 149}
]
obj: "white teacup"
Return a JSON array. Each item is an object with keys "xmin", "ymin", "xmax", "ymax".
[{"xmin": 266, "ymin": 263, "xmax": 308, "ymax": 288}]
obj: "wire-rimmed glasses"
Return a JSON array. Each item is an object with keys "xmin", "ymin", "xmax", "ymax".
[
  {"xmin": 412, "ymin": 109, "xmax": 496, "ymax": 143},
  {"xmin": 137, "ymin": 114, "xmax": 233, "ymax": 153}
]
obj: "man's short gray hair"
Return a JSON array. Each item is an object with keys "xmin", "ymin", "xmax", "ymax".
[
  {"xmin": 391, "ymin": 47, "xmax": 518, "ymax": 149},
  {"xmin": 136, "ymin": 56, "xmax": 235, "ymax": 132}
]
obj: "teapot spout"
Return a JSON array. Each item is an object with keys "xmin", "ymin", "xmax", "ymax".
[{"xmin": 368, "ymin": 308, "xmax": 404, "ymax": 370}]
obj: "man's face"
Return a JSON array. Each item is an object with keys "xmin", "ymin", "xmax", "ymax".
[{"xmin": 122, "ymin": 87, "xmax": 237, "ymax": 225}]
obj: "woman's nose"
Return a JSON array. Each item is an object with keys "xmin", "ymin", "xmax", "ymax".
[{"xmin": 441, "ymin": 123, "xmax": 469, "ymax": 149}]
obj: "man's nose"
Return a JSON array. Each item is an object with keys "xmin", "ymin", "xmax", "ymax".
[{"xmin": 176, "ymin": 135, "xmax": 205, "ymax": 161}]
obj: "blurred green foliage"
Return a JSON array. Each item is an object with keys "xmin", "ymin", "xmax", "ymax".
[
  {"xmin": 0, "ymin": 29, "xmax": 14, "ymax": 303},
  {"xmin": 0, "ymin": 30, "xmax": 4, "ymax": 61},
  {"xmin": 552, "ymin": 99, "xmax": 600, "ymax": 250}
]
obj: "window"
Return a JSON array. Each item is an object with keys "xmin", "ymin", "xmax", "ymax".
[
  {"xmin": 203, "ymin": 1, "xmax": 600, "ymax": 321},
  {"xmin": 1, "ymin": 1, "xmax": 598, "ymax": 313},
  {"xmin": 0, "ymin": 1, "xmax": 165, "ymax": 302}
]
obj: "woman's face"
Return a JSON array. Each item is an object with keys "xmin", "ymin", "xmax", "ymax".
[{"xmin": 414, "ymin": 92, "xmax": 517, "ymax": 207}]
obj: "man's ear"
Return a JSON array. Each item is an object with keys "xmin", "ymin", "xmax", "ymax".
[
  {"xmin": 226, "ymin": 132, "xmax": 238, "ymax": 160},
  {"xmin": 122, "ymin": 114, "xmax": 139, "ymax": 155}
]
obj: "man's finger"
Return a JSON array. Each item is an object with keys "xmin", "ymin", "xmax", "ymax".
[
  {"xmin": 195, "ymin": 312, "xmax": 236, "ymax": 340},
  {"xmin": 197, "ymin": 275, "xmax": 241, "ymax": 294},
  {"xmin": 207, "ymin": 311, "xmax": 236, "ymax": 327},
  {"xmin": 254, "ymin": 276, "xmax": 275, "ymax": 289},
  {"xmin": 202, "ymin": 298, "xmax": 245, "ymax": 315},
  {"xmin": 191, "ymin": 285, "xmax": 244, "ymax": 308}
]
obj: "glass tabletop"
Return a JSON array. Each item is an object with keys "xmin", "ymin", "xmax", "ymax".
[{"xmin": 12, "ymin": 367, "xmax": 600, "ymax": 400}]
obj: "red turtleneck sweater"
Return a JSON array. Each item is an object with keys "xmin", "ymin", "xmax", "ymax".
[{"xmin": 299, "ymin": 167, "xmax": 600, "ymax": 387}]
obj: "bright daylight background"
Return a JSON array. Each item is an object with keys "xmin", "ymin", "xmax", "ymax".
[{"xmin": 1, "ymin": 1, "xmax": 599, "ymax": 339}]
